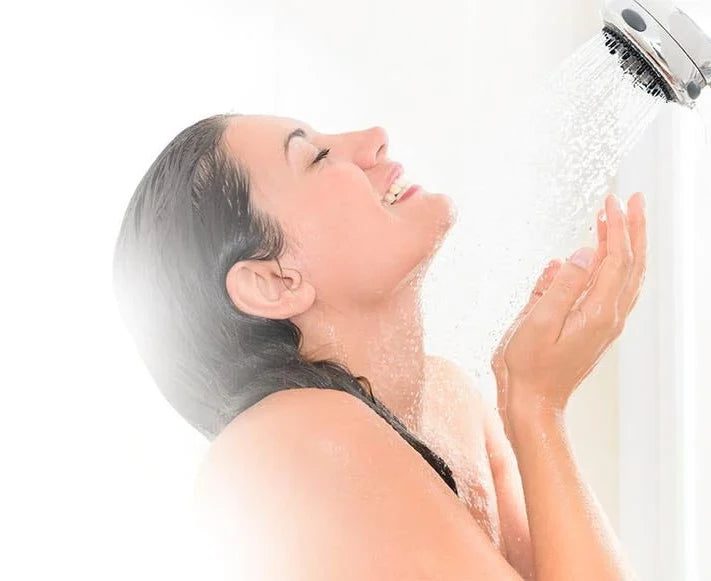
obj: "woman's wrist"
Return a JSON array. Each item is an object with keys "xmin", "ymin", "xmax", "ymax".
[{"xmin": 506, "ymin": 392, "xmax": 567, "ymax": 449}]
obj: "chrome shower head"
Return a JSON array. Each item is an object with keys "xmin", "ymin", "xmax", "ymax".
[{"xmin": 602, "ymin": 0, "xmax": 711, "ymax": 107}]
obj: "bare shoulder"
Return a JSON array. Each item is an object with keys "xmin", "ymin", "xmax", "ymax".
[
  {"xmin": 423, "ymin": 354, "xmax": 485, "ymax": 409},
  {"xmin": 193, "ymin": 387, "xmax": 522, "ymax": 581},
  {"xmin": 426, "ymin": 356, "xmax": 516, "ymax": 475},
  {"xmin": 196, "ymin": 386, "xmax": 455, "ymax": 501},
  {"xmin": 195, "ymin": 389, "xmax": 371, "ymax": 496},
  {"xmin": 198, "ymin": 388, "xmax": 395, "ymax": 471},
  {"xmin": 422, "ymin": 355, "xmax": 512, "ymax": 471}
]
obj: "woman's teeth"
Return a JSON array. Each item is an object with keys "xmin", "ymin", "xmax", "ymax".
[{"xmin": 383, "ymin": 176, "xmax": 412, "ymax": 205}]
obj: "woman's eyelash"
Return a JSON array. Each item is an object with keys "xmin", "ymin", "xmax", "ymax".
[{"xmin": 311, "ymin": 148, "xmax": 330, "ymax": 166}]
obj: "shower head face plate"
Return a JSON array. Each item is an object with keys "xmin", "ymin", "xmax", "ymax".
[
  {"xmin": 603, "ymin": 0, "xmax": 709, "ymax": 108},
  {"xmin": 603, "ymin": 24, "xmax": 675, "ymax": 101}
]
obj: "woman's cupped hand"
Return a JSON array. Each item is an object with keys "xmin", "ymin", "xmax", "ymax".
[{"xmin": 491, "ymin": 192, "xmax": 647, "ymax": 439}]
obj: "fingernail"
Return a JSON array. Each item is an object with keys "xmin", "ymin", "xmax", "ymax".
[
  {"xmin": 613, "ymin": 195, "xmax": 622, "ymax": 209},
  {"xmin": 570, "ymin": 247, "xmax": 594, "ymax": 269}
]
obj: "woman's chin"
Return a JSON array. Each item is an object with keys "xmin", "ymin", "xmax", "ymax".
[
  {"xmin": 387, "ymin": 190, "xmax": 457, "ymax": 258},
  {"xmin": 422, "ymin": 190, "xmax": 458, "ymax": 233},
  {"xmin": 396, "ymin": 188, "xmax": 456, "ymax": 219},
  {"xmin": 419, "ymin": 195, "xmax": 458, "ymax": 260}
]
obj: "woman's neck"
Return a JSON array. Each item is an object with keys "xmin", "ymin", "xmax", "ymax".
[{"xmin": 294, "ymin": 285, "xmax": 426, "ymax": 433}]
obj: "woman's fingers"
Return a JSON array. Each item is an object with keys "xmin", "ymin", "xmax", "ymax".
[
  {"xmin": 492, "ymin": 192, "xmax": 646, "ymax": 419},
  {"xmin": 586, "ymin": 206, "xmax": 609, "ymax": 280},
  {"xmin": 492, "ymin": 259, "xmax": 561, "ymax": 437},
  {"xmin": 491, "ymin": 260, "xmax": 561, "ymax": 380},
  {"xmin": 574, "ymin": 205, "xmax": 610, "ymax": 309},
  {"xmin": 577, "ymin": 194, "xmax": 635, "ymax": 331},
  {"xmin": 498, "ymin": 198, "xmax": 611, "ymax": 356},
  {"xmin": 617, "ymin": 193, "xmax": 647, "ymax": 316},
  {"xmin": 528, "ymin": 260, "xmax": 562, "ymax": 305},
  {"xmin": 592, "ymin": 206, "xmax": 609, "ymax": 275},
  {"xmin": 509, "ymin": 261, "xmax": 558, "ymax": 341},
  {"xmin": 529, "ymin": 247, "xmax": 598, "ymax": 341},
  {"xmin": 597, "ymin": 207, "xmax": 609, "ymax": 252}
]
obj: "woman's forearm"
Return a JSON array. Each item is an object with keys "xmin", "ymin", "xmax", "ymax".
[
  {"xmin": 494, "ymin": 462, "xmax": 535, "ymax": 580},
  {"xmin": 508, "ymin": 399, "xmax": 636, "ymax": 581}
]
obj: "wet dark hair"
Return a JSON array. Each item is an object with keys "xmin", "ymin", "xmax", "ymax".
[{"xmin": 111, "ymin": 113, "xmax": 457, "ymax": 495}]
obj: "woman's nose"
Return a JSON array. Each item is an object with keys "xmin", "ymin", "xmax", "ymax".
[{"xmin": 354, "ymin": 126, "xmax": 389, "ymax": 167}]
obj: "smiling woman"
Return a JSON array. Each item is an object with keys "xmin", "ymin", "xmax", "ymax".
[
  {"xmin": 111, "ymin": 113, "xmax": 461, "ymax": 484},
  {"xmin": 112, "ymin": 112, "xmax": 642, "ymax": 579}
]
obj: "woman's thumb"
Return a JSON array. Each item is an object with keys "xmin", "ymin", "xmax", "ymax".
[
  {"xmin": 568, "ymin": 247, "xmax": 596, "ymax": 271},
  {"xmin": 536, "ymin": 247, "xmax": 596, "ymax": 328}
]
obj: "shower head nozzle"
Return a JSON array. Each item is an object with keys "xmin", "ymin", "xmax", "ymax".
[
  {"xmin": 602, "ymin": 0, "xmax": 711, "ymax": 108},
  {"xmin": 602, "ymin": 25, "xmax": 676, "ymax": 102}
]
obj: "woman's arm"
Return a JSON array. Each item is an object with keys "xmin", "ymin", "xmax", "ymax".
[
  {"xmin": 508, "ymin": 401, "xmax": 637, "ymax": 580},
  {"xmin": 489, "ymin": 193, "xmax": 646, "ymax": 580},
  {"xmin": 483, "ymin": 396, "xmax": 535, "ymax": 580},
  {"xmin": 426, "ymin": 353, "xmax": 534, "ymax": 578}
]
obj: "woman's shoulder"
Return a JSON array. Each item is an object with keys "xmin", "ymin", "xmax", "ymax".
[
  {"xmin": 206, "ymin": 387, "xmax": 381, "ymax": 456},
  {"xmin": 194, "ymin": 387, "xmax": 420, "ymax": 498},
  {"xmin": 424, "ymin": 354, "xmax": 481, "ymax": 393},
  {"xmin": 422, "ymin": 354, "xmax": 485, "ymax": 418},
  {"xmin": 192, "ymin": 386, "xmax": 522, "ymax": 580},
  {"xmin": 193, "ymin": 389, "xmax": 447, "ymax": 563}
]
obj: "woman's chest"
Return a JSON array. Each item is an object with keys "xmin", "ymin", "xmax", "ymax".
[{"xmin": 417, "ymin": 357, "xmax": 505, "ymax": 553}]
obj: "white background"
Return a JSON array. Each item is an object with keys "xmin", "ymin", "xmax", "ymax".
[{"xmin": 1, "ymin": 1, "xmax": 708, "ymax": 579}]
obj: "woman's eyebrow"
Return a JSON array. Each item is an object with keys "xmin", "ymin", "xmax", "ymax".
[{"xmin": 283, "ymin": 128, "xmax": 308, "ymax": 163}]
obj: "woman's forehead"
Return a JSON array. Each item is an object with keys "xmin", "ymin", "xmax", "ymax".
[
  {"xmin": 224, "ymin": 115, "xmax": 315, "ymax": 164},
  {"xmin": 228, "ymin": 115, "xmax": 314, "ymax": 140}
]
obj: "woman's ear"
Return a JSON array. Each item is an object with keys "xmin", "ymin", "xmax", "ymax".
[{"xmin": 225, "ymin": 259, "xmax": 315, "ymax": 320}]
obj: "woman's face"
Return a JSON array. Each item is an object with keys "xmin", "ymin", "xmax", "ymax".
[{"xmin": 222, "ymin": 115, "xmax": 457, "ymax": 309}]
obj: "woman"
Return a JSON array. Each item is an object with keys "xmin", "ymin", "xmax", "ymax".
[{"xmin": 113, "ymin": 113, "xmax": 644, "ymax": 580}]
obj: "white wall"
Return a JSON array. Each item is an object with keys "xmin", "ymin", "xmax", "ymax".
[
  {"xmin": 615, "ymin": 2, "xmax": 711, "ymax": 578},
  {"xmin": 691, "ymin": 98, "xmax": 711, "ymax": 580}
]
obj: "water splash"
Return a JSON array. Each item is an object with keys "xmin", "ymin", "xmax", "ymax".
[
  {"xmin": 424, "ymin": 31, "xmax": 671, "ymax": 395},
  {"xmin": 528, "ymin": 32, "xmax": 666, "ymax": 247}
]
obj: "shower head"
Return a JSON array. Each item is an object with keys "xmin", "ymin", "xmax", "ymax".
[{"xmin": 602, "ymin": 0, "xmax": 711, "ymax": 107}]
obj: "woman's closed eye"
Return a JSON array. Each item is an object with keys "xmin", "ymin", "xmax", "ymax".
[{"xmin": 311, "ymin": 148, "xmax": 330, "ymax": 167}]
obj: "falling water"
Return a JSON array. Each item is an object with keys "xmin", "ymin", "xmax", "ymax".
[
  {"xmin": 423, "ymin": 31, "xmax": 671, "ymax": 393},
  {"xmin": 527, "ymin": 32, "xmax": 667, "ymax": 248}
]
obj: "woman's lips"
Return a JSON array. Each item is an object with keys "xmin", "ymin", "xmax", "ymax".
[{"xmin": 395, "ymin": 184, "xmax": 422, "ymax": 203}]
